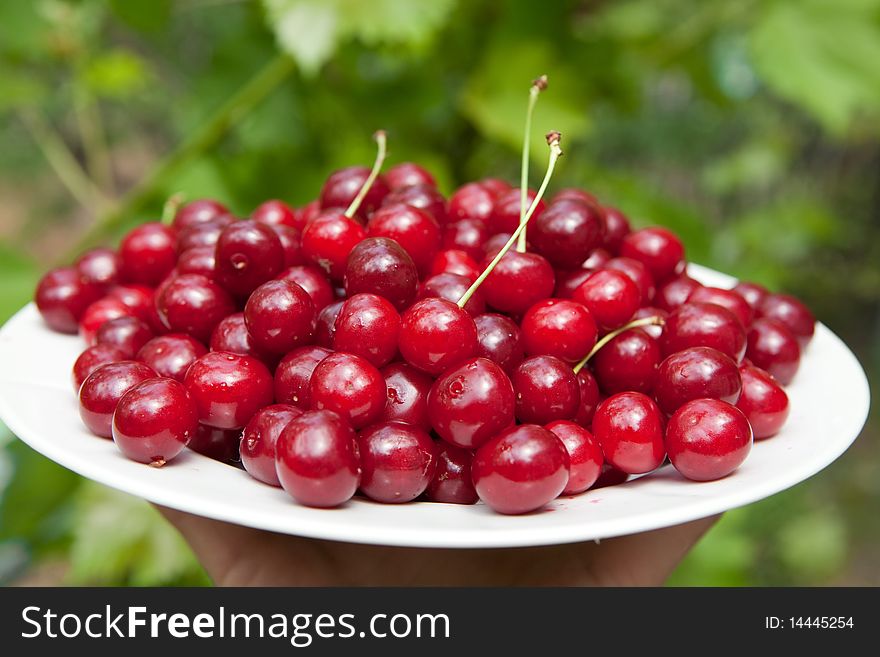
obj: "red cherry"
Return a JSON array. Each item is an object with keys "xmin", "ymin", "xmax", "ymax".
[
  {"xmin": 119, "ymin": 223, "xmax": 177, "ymax": 286},
  {"xmin": 188, "ymin": 424, "xmax": 241, "ymax": 463},
  {"xmin": 474, "ymin": 313, "xmax": 524, "ymax": 374},
  {"xmin": 442, "ymin": 219, "xmax": 489, "ymax": 261},
  {"xmin": 95, "ymin": 316, "xmax": 153, "ymax": 358},
  {"xmin": 554, "ymin": 268, "xmax": 594, "ymax": 300},
  {"xmin": 758, "ymin": 293, "xmax": 815, "ymax": 348},
  {"xmin": 604, "ymin": 256, "xmax": 655, "ymax": 306},
  {"xmin": 688, "ymin": 286, "xmax": 753, "ymax": 328},
  {"xmin": 320, "ymin": 165, "xmax": 389, "ymax": 219},
  {"xmin": 419, "ymin": 272, "xmax": 485, "ymax": 316},
  {"xmin": 35, "ymin": 267, "xmax": 103, "ymax": 333},
  {"xmin": 79, "ymin": 361, "xmax": 156, "ymax": 437},
  {"xmin": 80, "ymin": 297, "xmax": 134, "ymax": 345},
  {"xmin": 184, "ymin": 352, "xmax": 273, "ymax": 429},
  {"xmin": 252, "ymin": 199, "xmax": 302, "ymax": 230},
  {"xmin": 177, "ymin": 246, "xmax": 217, "ymax": 278},
  {"xmin": 520, "ymin": 298, "xmax": 597, "ymax": 363},
  {"xmin": 619, "ymin": 227, "xmax": 685, "ymax": 282},
  {"xmin": 277, "ymin": 265, "xmax": 335, "ymax": 311},
  {"xmin": 172, "ymin": 199, "xmax": 229, "ymax": 231},
  {"xmin": 447, "ymin": 182, "xmax": 495, "ymax": 224},
  {"xmin": 314, "ymin": 300, "xmax": 343, "ymax": 348},
  {"xmin": 299, "ymin": 199, "xmax": 321, "ymax": 225},
  {"xmin": 745, "ymin": 318, "xmax": 801, "ymax": 385},
  {"xmin": 333, "ymin": 293, "xmax": 400, "ymax": 367},
  {"xmin": 632, "ymin": 306, "xmax": 668, "ymax": 339},
  {"xmin": 665, "ymin": 399, "xmax": 752, "ymax": 481},
  {"xmin": 733, "ymin": 281, "xmax": 769, "ymax": 311},
  {"xmin": 344, "ymin": 237, "xmax": 419, "ymax": 312},
  {"xmin": 425, "ymin": 443, "xmax": 479, "ymax": 504},
  {"xmin": 481, "ymin": 251, "xmax": 555, "ymax": 315},
  {"xmin": 301, "ymin": 211, "xmax": 366, "ymax": 280},
  {"xmin": 513, "ymin": 355, "xmax": 579, "ymax": 424},
  {"xmin": 108, "ymin": 284, "xmax": 154, "ymax": 322},
  {"xmin": 736, "ymin": 364, "xmax": 790, "ymax": 439},
  {"xmin": 530, "ymin": 199, "xmax": 605, "ymax": 269},
  {"xmin": 380, "ymin": 362, "xmax": 433, "ymax": 430},
  {"xmin": 483, "ymin": 232, "xmax": 514, "ymax": 259},
  {"xmin": 243, "ymin": 279, "xmax": 316, "ymax": 355},
  {"xmin": 660, "ymin": 302, "xmax": 747, "ymax": 363},
  {"xmin": 215, "ymin": 220, "xmax": 285, "ymax": 297},
  {"xmin": 591, "ymin": 328, "xmax": 662, "ymax": 395},
  {"xmin": 592, "ymin": 463, "xmax": 630, "ymax": 489},
  {"xmin": 545, "ymin": 420, "xmax": 603, "ymax": 495},
  {"xmin": 155, "ymin": 273, "xmax": 235, "ymax": 343},
  {"xmin": 655, "ymin": 273, "xmax": 701, "ymax": 312},
  {"xmin": 572, "ymin": 269, "xmax": 640, "ymax": 330},
  {"xmin": 383, "ymin": 183, "xmax": 447, "ymax": 225},
  {"xmin": 472, "ymin": 424, "xmax": 570, "ymax": 515},
  {"xmin": 76, "ymin": 248, "xmax": 121, "ymax": 290},
  {"xmin": 431, "ymin": 249, "xmax": 481, "ymax": 281},
  {"xmin": 357, "ymin": 421, "xmax": 437, "ymax": 503},
  {"xmin": 137, "ymin": 333, "xmax": 207, "ymax": 382},
  {"xmin": 309, "ymin": 352, "xmax": 385, "ymax": 429},
  {"xmin": 274, "ymin": 346, "xmax": 331, "ymax": 409},
  {"xmin": 176, "ymin": 216, "xmax": 235, "ymax": 253},
  {"xmin": 368, "ymin": 204, "xmax": 440, "ymax": 276},
  {"xmin": 271, "ymin": 224, "xmax": 304, "ymax": 267},
  {"xmin": 573, "ymin": 369, "xmax": 601, "ymax": 427},
  {"xmin": 479, "ymin": 178, "xmax": 512, "ymax": 198},
  {"xmin": 654, "ymin": 347, "xmax": 742, "ymax": 416},
  {"xmin": 602, "ymin": 206, "xmax": 631, "ymax": 253},
  {"xmin": 487, "ymin": 188, "xmax": 545, "ymax": 235},
  {"xmin": 385, "ymin": 162, "xmax": 436, "ymax": 190},
  {"xmin": 240, "ymin": 404, "xmax": 303, "ymax": 486},
  {"xmin": 398, "ymin": 298, "xmax": 478, "ymax": 376},
  {"xmin": 209, "ymin": 312, "xmax": 273, "ymax": 365},
  {"xmin": 553, "ymin": 188, "xmax": 598, "ymax": 205},
  {"xmin": 583, "ymin": 248, "xmax": 612, "ymax": 271},
  {"xmin": 592, "ymin": 392, "xmax": 666, "ymax": 474},
  {"xmin": 72, "ymin": 344, "xmax": 127, "ymax": 392}
]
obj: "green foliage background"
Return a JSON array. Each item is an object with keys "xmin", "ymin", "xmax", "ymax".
[{"xmin": 0, "ymin": 0, "xmax": 877, "ymax": 585}]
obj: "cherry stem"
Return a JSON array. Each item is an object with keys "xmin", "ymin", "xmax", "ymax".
[
  {"xmin": 161, "ymin": 192, "xmax": 186, "ymax": 225},
  {"xmin": 345, "ymin": 130, "xmax": 387, "ymax": 219},
  {"xmin": 572, "ymin": 316, "xmax": 666, "ymax": 374},
  {"xmin": 458, "ymin": 132, "xmax": 563, "ymax": 309},
  {"xmin": 517, "ymin": 75, "xmax": 547, "ymax": 254}
]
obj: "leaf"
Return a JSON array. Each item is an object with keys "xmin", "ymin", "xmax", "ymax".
[
  {"xmin": 0, "ymin": 69, "xmax": 48, "ymax": 112},
  {"xmin": 108, "ymin": 0, "xmax": 172, "ymax": 33},
  {"xmin": 264, "ymin": 0, "xmax": 339, "ymax": 75},
  {"xmin": 0, "ymin": 3, "xmax": 52, "ymax": 58},
  {"xmin": 84, "ymin": 49, "xmax": 151, "ymax": 98}
]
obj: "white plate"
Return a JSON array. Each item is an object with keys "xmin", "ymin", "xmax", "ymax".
[{"xmin": 0, "ymin": 265, "xmax": 870, "ymax": 548}]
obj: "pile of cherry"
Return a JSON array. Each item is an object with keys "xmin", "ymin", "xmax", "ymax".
[{"xmin": 33, "ymin": 131, "xmax": 814, "ymax": 515}]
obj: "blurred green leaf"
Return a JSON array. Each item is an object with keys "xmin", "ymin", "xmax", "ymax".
[
  {"xmin": 108, "ymin": 0, "xmax": 172, "ymax": 33},
  {"xmin": 777, "ymin": 510, "xmax": 848, "ymax": 581},
  {"xmin": 0, "ymin": 3, "xmax": 52, "ymax": 58},
  {"xmin": 0, "ymin": 70, "xmax": 49, "ymax": 112},
  {"xmin": 84, "ymin": 49, "xmax": 150, "ymax": 98}
]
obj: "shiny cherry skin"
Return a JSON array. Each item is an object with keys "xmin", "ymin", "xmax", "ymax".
[
  {"xmin": 274, "ymin": 346, "xmax": 331, "ymax": 409},
  {"xmin": 344, "ymin": 237, "xmax": 419, "ymax": 311},
  {"xmin": 447, "ymin": 182, "xmax": 495, "ymax": 224},
  {"xmin": 733, "ymin": 281, "xmax": 769, "ymax": 311},
  {"xmin": 376, "ymin": 366, "xmax": 431, "ymax": 435},
  {"xmin": 357, "ymin": 421, "xmax": 437, "ymax": 503},
  {"xmin": 108, "ymin": 284, "xmax": 155, "ymax": 322},
  {"xmin": 299, "ymin": 199, "xmax": 321, "ymax": 225},
  {"xmin": 487, "ymin": 188, "xmax": 544, "ymax": 235},
  {"xmin": 210, "ymin": 312, "xmax": 261, "ymax": 358},
  {"xmin": 428, "ymin": 357, "xmax": 515, "ymax": 450},
  {"xmin": 419, "ymin": 272, "xmax": 485, "ymax": 316},
  {"xmin": 480, "ymin": 178, "xmax": 512, "ymax": 197},
  {"xmin": 736, "ymin": 364, "xmax": 790, "ymax": 439},
  {"xmin": 545, "ymin": 420, "xmax": 603, "ymax": 495},
  {"xmin": 592, "ymin": 392, "xmax": 666, "ymax": 474},
  {"xmin": 619, "ymin": 227, "xmax": 685, "ymax": 283},
  {"xmin": 554, "ymin": 268, "xmax": 594, "ymax": 300},
  {"xmin": 172, "ymin": 199, "xmax": 230, "ymax": 231},
  {"xmin": 72, "ymin": 344, "xmax": 127, "ymax": 392},
  {"xmin": 184, "ymin": 351, "xmax": 274, "ymax": 429},
  {"xmin": 112, "ymin": 377, "xmax": 198, "ymax": 466},
  {"xmin": 591, "ymin": 328, "xmax": 662, "ymax": 395},
  {"xmin": 188, "ymin": 424, "xmax": 242, "ymax": 463},
  {"xmin": 573, "ymin": 369, "xmax": 601, "ymax": 426},
  {"xmin": 442, "ymin": 219, "xmax": 489, "ymax": 261},
  {"xmin": 474, "ymin": 313, "xmax": 524, "ymax": 374},
  {"xmin": 654, "ymin": 346, "xmax": 742, "ymax": 416},
  {"xmin": 666, "ymin": 399, "xmax": 752, "ymax": 481},
  {"xmin": 177, "ymin": 246, "xmax": 217, "ymax": 278},
  {"xmin": 425, "ymin": 443, "xmax": 479, "ymax": 504},
  {"xmin": 472, "ymin": 424, "xmax": 570, "ymax": 515},
  {"xmin": 155, "ymin": 273, "xmax": 235, "ymax": 343},
  {"xmin": 333, "ymin": 293, "xmax": 400, "ymax": 367},
  {"xmin": 176, "ymin": 216, "xmax": 235, "ymax": 253},
  {"xmin": 314, "ymin": 300, "xmax": 343, "ymax": 348},
  {"xmin": 35, "ymin": 267, "xmax": 103, "ymax": 333},
  {"xmin": 482, "ymin": 251, "xmax": 555, "ymax": 315},
  {"xmin": 383, "ymin": 183, "xmax": 447, "ymax": 225},
  {"xmin": 79, "ymin": 361, "xmax": 156, "ymax": 437},
  {"xmin": 573, "ymin": 269, "xmax": 640, "ymax": 330},
  {"xmin": 244, "ymin": 279, "xmax": 315, "ymax": 355},
  {"xmin": 368, "ymin": 203, "xmax": 440, "ymax": 276},
  {"xmin": 530, "ymin": 199, "xmax": 605, "ymax": 269},
  {"xmin": 758, "ymin": 293, "xmax": 815, "ymax": 347},
  {"xmin": 137, "ymin": 333, "xmax": 207, "ymax": 382},
  {"xmin": 252, "ymin": 199, "xmax": 301, "ymax": 229},
  {"xmin": 277, "ymin": 264, "xmax": 335, "ymax": 311},
  {"xmin": 660, "ymin": 302, "xmax": 747, "ymax": 362},
  {"xmin": 119, "ymin": 223, "xmax": 177, "ymax": 286},
  {"xmin": 215, "ymin": 220, "xmax": 285, "ymax": 297},
  {"xmin": 431, "ymin": 249, "xmax": 481, "ymax": 281},
  {"xmin": 745, "ymin": 318, "xmax": 801, "ymax": 385},
  {"xmin": 688, "ymin": 286, "xmax": 753, "ymax": 328},
  {"xmin": 240, "ymin": 404, "xmax": 303, "ymax": 486},
  {"xmin": 605, "ymin": 256, "xmax": 655, "ymax": 306},
  {"xmin": 398, "ymin": 298, "xmax": 478, "ymax": 376},
  {"xmin": 513, "ymin": 355, "xmax": 579, "ymax": 425},
  {"xmin": 76, "ymin": 248, "xmax": 121, "ymax": 290},
  {"xmin": 520, "ymin": 298, "xmax": 597, "ymax": 363},
  {"xmin": 320, "ymin": 165, "xmax": 389, "ymax": 219},
  {"xmin": 271, "ymin": 224, "xmax": 304, "ymax": 267},
  {"xmin": 583, "ymin": 247, "xmax": 612, "ymax": 270},
  {"xmin": 482, "ymin": 232, "xmax": 514, "ymax": 259},
  {"xmin": 309, "ymin": 352, "xmax": 386, "ymax": 429},
  {"xmin": 553, "ymin": 188, "xmax": 598, "ymax": 205},
  {"xmin": 79, "ymin": 297, "xmax": 134, "ymax": 344},
  {"xmin": 301, "ymin": 211, "xmax": 366, "ymax": 281},
  {"xmin": 655, "ymin": 274, "xmax": 701, "ymax": 312},
  {"xmin": 632, "ymin": 306, "xmax": 668, "ymax": 339},
  {"xmin": 276, "ymin": 410, "xmax": 361, "ymax": 507},
  {"xmin": 385, "ymin": 162, "xmax": 436, "ymax": 190},
  {"xmin": 95, "ymin": 316, "xmax": 153, "ymax": 358},
  {"xmin": 602, "ymin": 206, "xmax": 631, "ymax": 253}
]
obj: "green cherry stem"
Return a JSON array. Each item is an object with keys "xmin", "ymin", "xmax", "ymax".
[
  {"xmin": 344, "ymin": 130, "xmax": 388, "ymax": 219},
  {"xmin": 161, "ymin": 192, "xmax": 186, "ymax": 225},
  {"xmin": 572, "ymin": 316, "xmax": 666, "ymax": 374},
  {"xmin": 517, "ymin": 75, "xmax": 547, "ymax": 254}
]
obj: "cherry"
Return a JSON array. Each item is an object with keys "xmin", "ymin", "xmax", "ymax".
[
  {"xmin": 530, "ymin": 199, "xmax": 605, "ymax": 269},
  {"xmin": 35, "ymin": 267, "xmax": 103, "ymax": 333},
  {"xmin": 383, "ymin": 183, "xmax": 447, "ymax": 225},
  {"xmin": 155, "ymin": 273, "xmax": 235, "ymax": 343},
  {"xmin": 108, "ymin": 284, "xmax": 154, "ymax": 322},
  {"xmin": 274, "ymin": 346, "xmax": 331, "ymax": 409},
  {"xmin": 442, "ymin": 219, "xmax": 489, "ymax": 261},
  {"xmin": 209, "ymin": 313, "xmax": 273, "ymax": 365},
  {"xmin": 243, "ymin": 279, "xmax": 316, "ymax": 355},
  {"xmin": 604, "ymin": 256, "xmax": 655, "ymax": 306},
  {"xmin": 184, "ymin": 352, "xmax": 273, "ymax": 429},
  {"xmin": 72, "ymin": 344, "xmax": 127, "ymax": 392},
  {"xmin": 583, "ymin": 247, "xmax": 612, "ymax": 271},
  {"xmin": 428, "ymin": 357, "xmax": 515, "ymax": 450},
  {"xmin": 521, "ymin": 298, "xmax": 597, "ymax": 363},
  {"xmin": 368, "ymin": 204, "xmax": 440, "ymax": 276},
  {"xmin": 314, "ymin": 300, "xmax": 343, "ymax": 348},
  {"xmin": 425, "ymin": 443, "xmax": 479, "ymax": 505},
  {"xmin": 118, "ymin": 223, "xmax": 177, "ymax": 286},
  {"xmin": 660, "ymin": 302, "xmax": 747, "ymax": 363},
  {"xmin": 172, "ymin": 199, "xmax": 230, "ymax": 231},
  {"xmin": 602, "ymin": 206, "xmax": 631, "ymax": 253},
  {"xmin": 271, "ymin": 224, "xmax": 304, "ymax": 267},
  {"xmin": 554, "ymin": 268, "xmax": 594, "ymax": 299},
  {"xmin": 655, "ymin": 273, "xmax": 701, "ymax": 312},
  {"xmin": 482, "ymin": 232, "xmax": 514, "ymax": 259},
  {"xmin": 745, "ymin": 318, "xmax": 801, "ymax": 385},
  {"xmin": 80, "ymin": 297, "xmax": 135, "ymax": 345},
  {"xmin": 592, "ymin": 463, "xmax": 630, "ymax": 489},
  {"xmin": 472, "ymin": 424, "xmax": 570, "ymax": 515},
  {"xmin": 591, "ymin": 328, "xmax": 662, "ymax": 395},
  {"xmin": 473, "ymin": 312, "xmax": 524, "ymax": 374},
  {"xmin": 177, "ymin": 216, "xmax": 235, "ymax": 253},
  {"xmin": 378, "ymin": 363, "xmax": 431, "ymax": 430},
  {"xmin": 573, "ymin": 369, "xmax": 601, "ymax": 426},
  {"xmin": 632, "ymin": 306, "xmax": 669, "ymax": 339},
  {"xmin": 488, "ymin": 188, "xmax": 544, "ymax": 235},
  {"xmin": 733, "ymin": 281, "xmax": 769, "ymax": 311},
  {"xmin": 736, "ymin": 364, "xmax": 790, "ymax": 439},
  {"xmin": 137, "ymin": 333, "xmax": 207, "ymax": 382},
  {"xmin": 188, "ymin": 424, "xmax": 242, "ymax": 463},
  {"xmin": 112, "ymin": 377, "xmax": 197, "ymax": 466},
  {"xmin": 95, "ymin": 316, "xmax": 153, "ymax": 358},
  {"xmin": 654, "ymin": 347, "xmax": 742, "ymax": 416},
  {"xmin": 513, "ymin": 355, "xmax": 580, "ymax": 424},
  {"xmin": 688, "ymin": 286, "xmax": 753, "ymax": 328},
  {"xmin": 553, "ymin": 188, "xmax": 598, "ymax": 205},
  {"xmin": 619, "ymin": 227, "xmax": 685, "ymax": 283},
  {"xmin": 592, "ymin": 392, "xmax": 666, "ymax": 474},
  {"xmin": 398, "ymin": 298, "xmax": 478, "ymax": 376},
  {"xmin": 215, "ymin": 220, "xmax": 285, "ymax": 297},
  {"xmin": 76, "ymin": 248, "xmax": 121, "ymax": 290},
  {"xmin": 79, "ymin": 361, "xmax": 156, "ymax": 437},
  {"xmin": 301, "ymin": 211, "xmax": 367, "ymax": 280},
  {"xmin": 385, "ymin": 162, "xmax": 436, "ymax": 190},
  {"xmin": 545, "ymin": 420, "xmax": 603, "ymax": 495},
  {"xmin": 481, "ymin": 251, "xmax": 555, "ymax": 315},
  {"xmin": 431, "ymin": 249, "xmax": 481, "ymax": 281},
  {"xmin": 276, "ymin": 410, "xmax": 361, "ymax": 508},
  {"xmin": 419, "ymin": 272, "xmax": 485, "ymax": 316},
  {"xmin": 278, "ymin": 264, "xmax": 335, "ymax": 311},
  {"xmin": 309, "ymin": 352, "xmax": 385, "ymax": 429},
  {"xmin": 252, "ymin": 199, "xmax": 302, "ymax": 229},
  {"xmin": 333, "ymin": 293, "xmax": 400, "ymax": 367},
  {"xmin": 177, "ymin": 246, "xmax": 217, "ymax": 278},
  {"xmin": 573, "ymin": 269, "xmax": 640, "ymax": 330},
  {"xmin": 357, "ymin": 421, "xmax": 437, "ymax": 503},
  {"xmin": 320, "ymin": 166, "xmax": 389, "ymax": 219},
  {"xmin": 665, "ymin": 399, "xmax": 752, "ymax": 481},
  {"xmin": 299, "ymin": 199, "xmax": 321, "ymax": 225},
  {"xmin": 344, "ymin": 237, "xmax": 418, "ymax": 311},
  {"xmin": 758, "ymin": 293, "xmax": 815, "ymax": 348},
  {"xmin": 240, "ymin": 404, "xmax": 303, "ymax": 486},
  {"xmin": 447, "ymin": 182, "xmax": 495, "ymax": 224}
]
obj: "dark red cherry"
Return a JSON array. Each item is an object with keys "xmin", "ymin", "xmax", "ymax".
[
  {"xmin": 655, "ymin": 273, "xmax": 701, "ymax": 312},
  {"xmin": 472, "ymin": 424, "xmax": 570, "ymax": 515},
  {"xmin": 357, "ymin": 421, "xmax": 437, "ymax": 503},
  {"xmin": 591, "ymin": 328, "xmax": 662, "ymax": 395},
  {"xmin": 447, "ymin": 182, "xmax": 495, "ymax": 224},
  {"xmin": 474, "ymin": 313, "xmax": 524, "ymax": 374},
  {"xmin": 602, "ymin": 206, "xmax": 631, "ymax": 253},
  {"xmin": 276, "ymin": 409, "xmax": 361, "ymax": 507},
  {"xmin": 689, "ymin": 286, "xmax": 753, "ymax": 328},
  {"xmin": 733, "ymin": 281, "xmax": 768, "ymax": 311},
  {"xmin": 573, "ymin": 369, "xmax": 601, "ymax": 426},
  {"xmin": 479, "ymin": 178, "xmax": 511, "ymax": 199},
  {"xmin": 79, "ymin": 361, "xmax": 156, "ymax": 437},
  {"xmin": 155, "ymin": 273, "xmax": 235, "ymax": 343},
  {"xmin": 482, "ymin": 232, "xmax": 514, "ymax": 259},
  {"xmin": 368, "ymin": 203, "xmax": 440, "ymax": 276},
  {"xmin": 520, "ymin": 298, "xmax": 597, "ymax": 363},
  {"xmin": 177, "ymin": 246, "xmax": 216, "ymax": 278},
  {"xmin": 592, "ymin": 463, "xmax": 630, "ymax": 489},
  {"xmin": 572, "ymin": 269, "xmax": 640, "ymax": 330},
  {"xmin": 487, "ymin": 188, "xmax": 544, "ymax": 235},
  {"xmin": 95, "ymin": 316, "xmax": 153, "ymax": 358},
  {"xmin": 442, "ymin": 219, "xmax": 489, "ymax": 261},
  {"xmin": 632, "ymin": 306, "xmax": 668, "ymax": 339},
  {"xmin": 112, "ymin": 377, "xmax": 197, "ymax": 466},
  {"xmin": 271, "ymin": 224, "xmax": 304, "ymax": 267},
  {"xmin": 736, "ymin": 364, "xmax": 790, "ymax": 439},
  {"xmin": 383, "ymin": 183, "xmax": 447, "ymax": 225},
  {"xmin": 320, "ymin": 165, "xmax": 389, "ymax": 219},
  {"xmin": 299, "ymin": 199, "xmax": 321, "ymax": 225},
  {"xmin": 592, "ymin": 392, "xmax": 665, "ymax": 474},
  {"xmin": 553, "ymin": 188, "xmax": 598, "ymax": 205},
  {"xmin": 108, "ymin": 284, "xmax": 154, "ymax": 322},
  {"xmin": 758, "ymin": 293, "xmax": 815, "ymax": 348},
  {"xmin": 274, "ymin": 346, "xmax": 331, "ymax": 409},
  {"xmin": 184, "ymin": 352, "xmax": 274, "ymax": 429},
  {"xmin": 419, "ymin": 272, "xmax": 485, "ymax": 316},
  {"xmin": 554, "ymin": 268, "xmax": 594, "ymax": 300},
  {"xmin": 425, "ymin": 443, "xmax": 479, "ymax": 504},
  {"xmin": 431, "ymin": 249, "xmax": 481, "ymax": 281},
  {"xmin": 244, "ymin": 279, "xmax": 315, "ymax": 355},
  {"xmin": 172, "ymin": 199, "xmax": 229, "ymax": 231},
  {"xmin": 660, "ymin": 302, "xmax": 747, "ymax": 363},
  {"xmin": 385, "ymin": 162, "xmax": 436, "ymax": 190},
  {"xmin": 398, "ymin": 298, "xmax": 478, "ymax": 376},
  {"xmin": 278, "ymin": 264, "xmax": 335, "ymax": 311},
  {"xmin": 309, "ymin": 352, "xmax": 385, "ymax": 429},
  {"xmin": 240, "ymin": 404, "xmax": 303, "ymax": 486},
  {"xmin": 252, "ymin": 199, "xmax": 302, "ymax": 230},
  {"xmin": 654, "ymin": 346, "xmax": 742, "ymax": 416},
  {"xmin": 333, "ymin": 293, "xmax": 400, "ymax": 367},
  {"xmin": 745, "ymin": 318, "xmax": 801, "ymax": 385},
  {"xmin": 428, "ymin": 357, "xmax": 515, "ymax": 450},
  {"xmin": 76, "ymin": 248, "xmax": 121, "ymax": 290},
  {"xmin": 188, "ymin": 424, "xmax": 241, "ymax": 463},
  {"xmin": 119, "ymin": 223, "xmax": 177, "ymax": 286},
  {"xmin": 137, "ymin": 333, "xmax": 207, "ymax": 382},
  {"xmin": 666, "ymin": 399, "xmax": 752, "ymax": 481},
  {"xmin": 619, "ymin": 227, "xmax": 685, "ymax": 283},
  {"xmin": 208, "ymin": 313, "xmax": 272, "ymax": 366},
  {"xmin": 301, "ymin": 211, "xmax": 366, "ymax": 281},
  {"xmin": 605, "ymin": 256, "xmax": 655, "ymax": 306},
  {"xmin": 176, "ymin": 216, "xmax": 235, "ymax": 253},
  {"xmin": 73, "ymin": 344, "xmax": 127, "ymax": 391},
  {"xmin": 380, "ymin": 362, "xmax": 433, "ymax": 431},
  {"xmin": 481, "ymin": 251, "xmax": 555, "ymax": 315},
  {"xmin": 344, "ymin": 237, "xmax": 418, "ymax": 311},
  {"xmin": 545, "ymin": 420, "xmax": 603, "ymax": 495},
  {"xmin": 583, "ymin": 247, "xmax": 612, "ymax": 271},
  {"xmin": 314, "ymin": 300, "xmax": 343, "ymax": 348},
  {"xmin": 513, "ymin": 355, "xmax": 579, "ymax": 425},
  {"xmin": 35, "ymin": 267, "xmax": 103, "ymax": 333},
  {"xmin": 529, "ymin": 199, "xmax": 605, "ymax": 269},
  {"xmin": 79, "ymin": 297, "xmax": 134, "ymax": 344},
  {"xmin": 215, "ymin": 220, "xmax": 285, "ymax": 297}
]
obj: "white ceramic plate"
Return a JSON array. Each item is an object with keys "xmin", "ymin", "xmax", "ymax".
[{"xmin": 0, "ymin": 265, "xmax": 870, "ymax": 548}]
